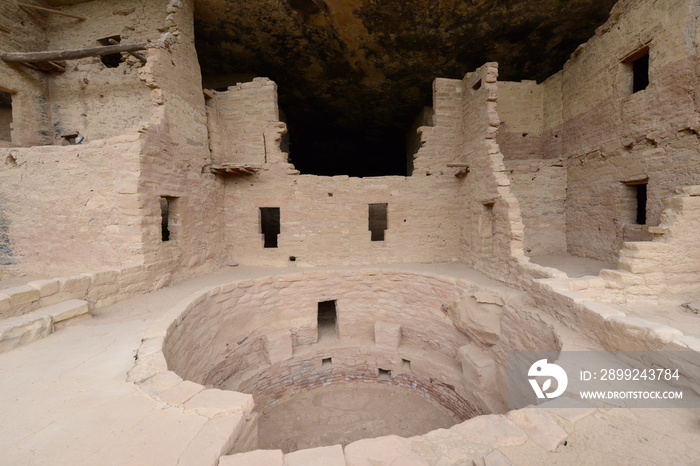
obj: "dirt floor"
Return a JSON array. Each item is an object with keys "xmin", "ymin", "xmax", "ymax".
[{"xmin": 257, "ymin": 383, "xmax": 462, "ymax": 453}]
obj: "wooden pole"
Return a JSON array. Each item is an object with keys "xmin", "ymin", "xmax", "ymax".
[
  {"xmin": 17, "ymin": 2, "xmax": 87, "ymax": 21},
  {"xmin": 108, "ymin": 38, "xmax": 147, "ymax": 63},
  {"xmin": 1, "ymin": 42, "xmax": 148, "ymax": 63}
]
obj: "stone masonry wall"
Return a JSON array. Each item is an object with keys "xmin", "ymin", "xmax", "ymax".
[
  {"xmin": 504, "ymin": 159, "xmax": 567, "ymax": 256},
  {"xmin": 0, "ymin": 135, "xmax": 143, "ymax": 275},
  {"xmin": 548, "ymin": 0, "xmax": 700, "ymax": 262},
  {"xmin": 207, "ymin": 78, "xmax": 282, "ymax": 166},
  {"xmin": 0, "ymin": 1, "xmax": 52, "ymax": 146},
  {"xmin": 457, "ymin": 64, "xmax": 528, "ymax": 283},
  {"xmin": 221, "ymin": 77, "xmax": 464, "ymax": 267},
  {"xmin": 41, "ymin": 0, "xmax": 163, "ymax": 143}
]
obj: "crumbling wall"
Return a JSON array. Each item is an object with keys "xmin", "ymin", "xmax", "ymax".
[
  {"xmin": 548, "ymin": 0, "xmax": 700, "ymax": 262},
  {"xmin": 41, "ymin": 0, "xmax": 162, "ymax": 142},
  {"xmin": 0, "ymin": 0, "xmax": 225, "ymax": 282},
  {"xmin": 221, "ymin": 77, "xmax": 463, "ymax": 267},
  {"xmin": 207, "ymin": 78, "xmax": 282, "ymax": 166},
  {"xmin": 0, "ymin": 1, "xmax": 52, "ymax": 146},
  {"xmin": 457, "ymin": 64, "xmax": 527, "ymax": 283}
]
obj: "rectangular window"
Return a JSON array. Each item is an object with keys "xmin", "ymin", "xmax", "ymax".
[
  {"xmin": 480, "ymin": 202, "xmax": 495, "ymax": 252},
  {"xmin": 0, "ymin": 90, "xmax": 12, "ymax": 143},
  {"xmin": 378, "ymin": 368, "xmax": 392, "ymax": 381},
  {"xmin": 368, "ymin": 203, "xmax": 388, "ymax": 241},
  {"xmin": 260, "ymin": 207, "xmax": 280, "ymax": 248},
  {"xmin": 317, "ymin": 300, "xmax": 338, "ymax": 340},
  {"xmin": 160, "ymin": 196, "xmax": 179, "ymax": 241},
  {"xmin": 622, "ymin": 46, "xmax": 650, "ymax": 95},
  {"xmin": 622, "ymin": 180, "xmax": 648, "ymax": 225}
]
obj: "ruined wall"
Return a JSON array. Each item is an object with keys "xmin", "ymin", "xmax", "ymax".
[
  {"xmin": 129, "ymin": 0, "xmax": 225, "ymax": 283},
  {"xmin": 0, "ymin": 1, "xmax": 52, "ymax": 146},
  {"xmin": 457, "ymin": 64, "xmax": 527, "ymax": 283},
  {"xmin": 221, "ymin": 78, "xmax": 463, "ymax": 267},
  {"xmin": 497, "ymin": 80, "xmax": 567, "ymax": 257},
  {"xmin": 548, "ymin": 0, "xmax": 700, "ymax": 262},
  {"xmin": 41, "ymin": 0, "xmax": 163, "ymax": 142},
  {"xmin": 0, "ymin": 0, "xmax": 224, "ymax": 281},
  {"xmin": 504, "ymin": 159, "xmax": 567, "ymax": 256},
  {"xmin": 207, "ymin": 78, "xmax": 281, "ymax": 166}
]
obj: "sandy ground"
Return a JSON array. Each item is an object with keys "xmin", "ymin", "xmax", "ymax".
[{"xmin": 258, "ymin": 383, "xmax": 462, "ymax": 453}]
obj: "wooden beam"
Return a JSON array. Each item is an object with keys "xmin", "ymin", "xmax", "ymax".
[
  {"xmin": 17, "ymin": 2, "xmax": 87, "ymax": 21},
  {"xmin": 446, "ymin": 163, "xmax": 470, "ymax": 168},
  {"xmin": 108, "ymin": 38, "xmax": 146, "ymax": 63},
  {"xmin": 1, "ymin": 42, "xmax": 148, "ymax": 64}
]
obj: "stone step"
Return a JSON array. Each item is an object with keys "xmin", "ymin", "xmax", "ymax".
[{"xmin": 0, "ymin": 299, "xmax": 91, "ymax": 354}]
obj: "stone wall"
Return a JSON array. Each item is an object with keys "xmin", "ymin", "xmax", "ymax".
[
  {"xmin": 457, "ymin": 64, "xmax": 528, "ymax": 282},
  {"xmin": 207, "ymin": 78, "xmax": 282, "ymax": 166},
  {"xmin": 220, "ymin": 78, "xmax": 465, "ymax": 267},
  {"xmin": 550, "ymin": 0, "xmax": 700, "ymax": 262},
  {"xmin": 505, "ymin": 159, "xmax": 567, "ymax": 256},
  {"xmin": 0, "ymin": 135, "xmax": 142, "ymax": 275},
  {"xmin": 163, "ymin": 270, "xmax": 562, "ymax": 424},
  {"xmin": 0, "ymin": 1, "xmax": 52, "ymax": 146}
]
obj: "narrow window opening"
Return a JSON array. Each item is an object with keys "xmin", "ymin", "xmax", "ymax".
[
  {"xmin": 472, "ymin": 79, "xmax": 482, "ymax": 91},
  {"xmin": 402, "ymin": 359, "xmax": 412, "ymax": 371},
  {"xmin": 622, "ymin": 46, "xmax": 650, "ymax": 95},
  {"xmin": 289, "ymin": 256, "xmax": 296, "ymax": 262},
  {"xmin": 369, "ymin": 203, "xmax": 388, "ymax": 242},
  {"xmin": 0, "ymin": 90, "xmax": 12, "ymax": 143},
  {"xmin": 317, "ymin": 300, "xmax": 338, "ymax": 340},
  {"xmin": 632, "ymin": 53, "xmax": 649, "ymax": 93},
  {"xmin": 378, "ymin": 368, "xmax": 392, "ymax": 381},
  {"xmin": 622, "ymin": 180, "xmax": 648, "ymax": 225},
  {"xmin": 636, "ymin": 183, "xmax": 647, "ymax": 225},
  {"xmin": 322, "ymin": 357, "xmax": 332, "ymax": 369},
  {"xmin": 480, "ymin": 202, "xmax": 495, "ymax": 252},
  {"xmin": 160, "ymin": 196, "xmax": 179, "ymax": 242},
  {"xmin": 260, "ymin": 207, "xmax": 280, "ymax": 248}
]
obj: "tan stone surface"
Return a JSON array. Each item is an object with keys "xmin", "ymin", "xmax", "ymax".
[
  {"xmin": 283, "ymin": 444, "xmax": 345, "ymax": 466},
  {"xmin": 219, "ymin": 449, "xmax": 284, "ymax": 466}
]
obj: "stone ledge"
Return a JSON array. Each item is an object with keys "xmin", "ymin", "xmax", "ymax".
[{"xmin": 0, "ymin": 299, "xmax": 90, "ymax": 353}]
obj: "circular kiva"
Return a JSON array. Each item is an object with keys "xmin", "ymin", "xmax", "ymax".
[{"xmin": 156, "ymin": 269, "xmax": 562, "ymax": 454}]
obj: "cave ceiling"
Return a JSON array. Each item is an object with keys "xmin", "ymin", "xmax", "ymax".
[{"xmin": 194, "ymin": 0, "xmax": 616, "ymax": 174}]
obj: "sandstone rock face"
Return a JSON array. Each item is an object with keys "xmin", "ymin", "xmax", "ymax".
[{"xmin": 447, "ymin": 295, "xmax": 503, "ymax": 346}]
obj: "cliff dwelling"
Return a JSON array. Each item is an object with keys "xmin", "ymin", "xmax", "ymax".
[{"xmin": 1, "ymin": 0, "xmax": 700, "ymax": 465}]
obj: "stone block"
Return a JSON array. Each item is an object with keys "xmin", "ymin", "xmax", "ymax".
[
  {"xmin": 157, "ymin": 380, "xmax": 205, "ymax": 406},
  {"xmin": 27, "ymin": 279, "xmax": 60, "ymax": 297},
  {"xmin": 446, "ymin": 295, "xmax": 502, "ymax": 346},
  {"xmin": 42, "ymin": 299, "xmax": 90, "ymax": 323},
  {"xmin": 451, "ymin": 415, "xmax": 527, "ymax": 447},
  {"xmin": 0, "ymin": 313, "xmax": 53, "ymax": 353},
  {"xmin": 0, "ymin": 294, "xmax": 11, "ymax": 318},
  {"xmin": 458, "ymin": 343, "xmax": 496, "ymax": 390},
  {"xmin": 184, "ymin": 388, "xmax": 255, "ymax": 418},
  {"xmin": 3, "ymin": 285, "xmax": 40, "ymax": 308},
  {"xmin": 264, "ymin": 328, "xmax": 293, "ymax": 364},
  {"xmin": 178, "ymin": 414, "xmax": 244, "ymax": 466},
  {"xmin": 345, "ymin": 435, "xmax": 433, "ymax": 466},
  {"xmin": 374, "ymin": 320, "xmax": 401, "ymax": 350},
  {"xmin": 473, "ymin": 449, "xmax": 513, "ymax": 466},
  {"xmin": 220, "ymin": 450, "xmax": 284, "ymax": 466},
  {"xmin": 507, "ymin": 408, "xmax": 567, "ymax": 452},
  {"xmin": 284, "ymin": 445, "xmax": 345, "ymax": 466},
  {"xmin": 58, "ymin": 275, "xmax": 91, "ymax": 295},
  {"xmin": 137, "ymin": 370, "xmax": 182, "ymax": 397}
]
